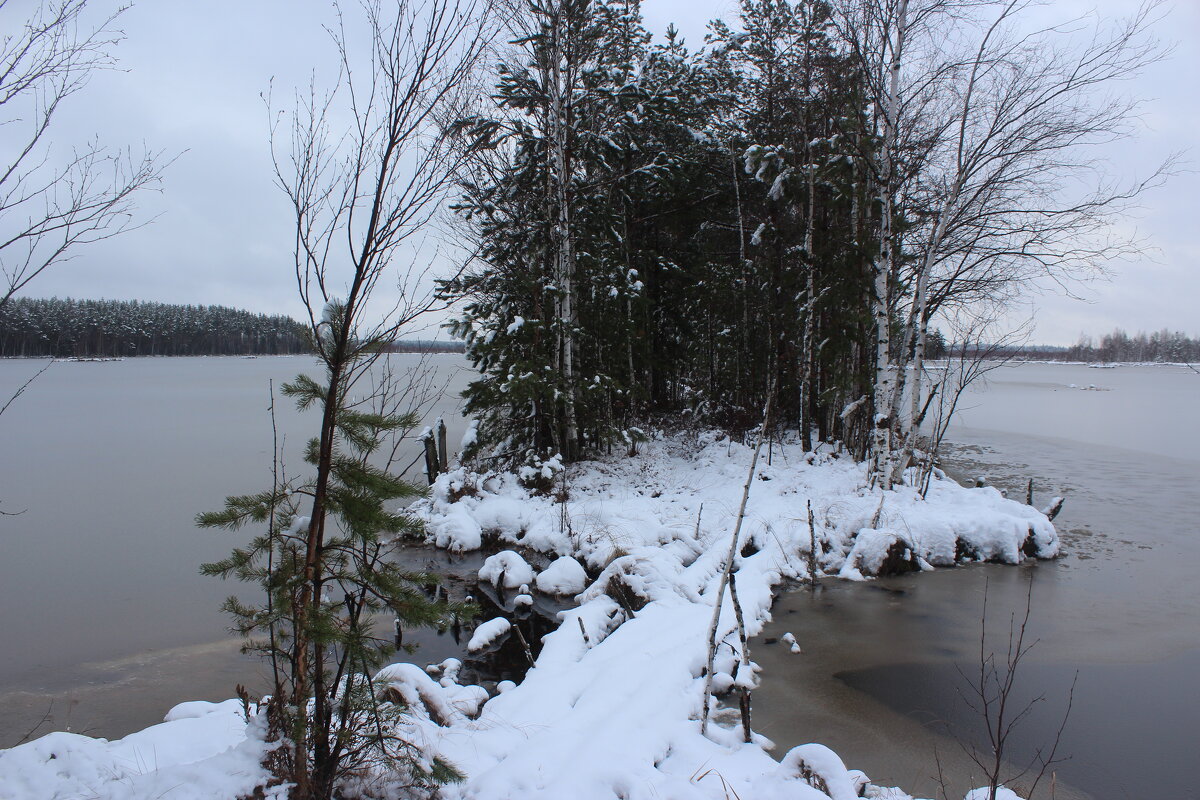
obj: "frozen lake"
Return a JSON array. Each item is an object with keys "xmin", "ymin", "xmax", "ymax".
[
  {"xmin": 0, "ymin": 354, "xmax": 471, "ymax": 743},
  {"xmin": 754, "ymin": 363, "xmax": 1200, "ymax": 800},
  {"xmin": 1, "ymin": 358, "xmax": 1197, "ymax": 800}
]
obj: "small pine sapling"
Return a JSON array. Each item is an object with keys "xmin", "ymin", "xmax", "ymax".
[{"xmin": 199, "ymin": 372, "xmax": 470, "ymax": 796}]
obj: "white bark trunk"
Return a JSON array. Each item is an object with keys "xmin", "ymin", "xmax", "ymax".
[
  {"xmin": 870, "ymin": 0, "xmax": 909, "ymax": 489},
  {"xmin": 549, "ymin": 3, "xmax": 578, "ymax": 458},
  {"xmin": 800, "ymin": 15, "xmax": 817, "ymax": 452}
]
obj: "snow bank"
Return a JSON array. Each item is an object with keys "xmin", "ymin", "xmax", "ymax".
[
  {"xmin": 2, "ymin": 431, "xmax": 1051, "ymax": 800},
  {"xmin": 400, "ymin": 431, "xmax": 1054, "ymax": 799},
  {"xmin": 0, "ymin": 700, "xmax": 273, "ymax": 800}
]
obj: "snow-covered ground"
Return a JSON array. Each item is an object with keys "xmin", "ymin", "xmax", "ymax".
[{"xmin": 0, "ymin": 431, "xmax": 1057, "ymax": 799}]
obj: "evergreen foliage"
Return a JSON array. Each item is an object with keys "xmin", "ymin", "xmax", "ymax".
[
  {"xmin": 0, "ymin": 296, "xmax": 310, "ymax": 357},
  {"xmin": 198, "ymin": 363, "xmax": 469, "ymax": 795},
  {"xmin": 443, "ymin": 0, "xmax": 1163, "ymax": 472},
  {"xmin": 443, "ymin": 0, "xmax": 882, "ymax": 462}
]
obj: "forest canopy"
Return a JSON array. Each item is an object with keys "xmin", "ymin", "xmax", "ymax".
[
  {"xmin": 440, "ymin": 0, "xmax": 1167, "ymax": 488},
  {"xmin": 0, "ymin": 297, "xmax": 310, "ymax": 358}
]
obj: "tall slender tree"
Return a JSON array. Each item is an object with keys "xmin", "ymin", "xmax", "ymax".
[{"xmin": 202, "ymin": 1, "xmax": 492, "ymax": 796}]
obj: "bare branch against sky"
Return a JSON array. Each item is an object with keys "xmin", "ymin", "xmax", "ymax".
[{"xmin": 10, "ymin": 0, "xmax": 1196, "ymax": 344}]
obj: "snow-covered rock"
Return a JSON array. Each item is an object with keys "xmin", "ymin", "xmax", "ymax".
[
  {"xmin": 534, "ymin": 555, "xmax": 589, "ymax": 595},
  {"xmin": 479, "ymin": 550, "xmax": 535, "ymax": 590},
  {"xmin": 467, "ymin": 617, "xmax": 512, "ymax": 653}
]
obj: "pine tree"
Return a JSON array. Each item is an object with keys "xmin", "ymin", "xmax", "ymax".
[
  {"xmin": 198, "ymin": 344, "xmax": 469, "ymax": 794},
  {"xmin": 445, "ymin": 1, "xmax": 737, "ymax": 461}
]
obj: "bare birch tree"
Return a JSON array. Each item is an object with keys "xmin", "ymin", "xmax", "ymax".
[
  {"xmin": 260, "ymin": 1, "xmax": 492, "ymax": 795},
  {"xmin": 834, "ymin": 0, "xmax": 1171, "ymax": 487},
  {"xmin": 833, "ymin": 0, "xmax": 957, "ymax": 488},
  {"xmin": 0, "ymin": 0, "xmax": 164, "ymax": 312},
  {"xmin": 892, "ymin": 0, "xmax": 1173, "ymax": 481},
  {"xmin": 545, "ymin": 0, "xmax": 582, "ymax": 459}
]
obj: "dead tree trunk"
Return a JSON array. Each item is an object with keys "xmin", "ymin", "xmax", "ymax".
[{"xmin": 701, "ymin": 379, "xmax": 775, "ymax": 736}]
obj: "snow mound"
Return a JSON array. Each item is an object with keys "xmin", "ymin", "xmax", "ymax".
[
  {"xmin": 479, "ymin": 550, "xmax": 535, "ymax": 589},
  {"xmin": 375, "ymin": 661, "xmax": 488, "ymax": 723},
  {"xmin": 964, "ymin": 788, "xmax": 1023, "ymax": 800},
  {"xmin": 535, "ymin": 555, "xmax": 589, "ymax": 595},
  {"xmin": 778, "ymin": 743, "xmax": 863, "ymax": 800},
  {"xmin": 0, "ymin": 700, "xmax": 271, "ymax": 800},
  {"xmin": 840, "ymin": 529, "xmax": 921, "ymax": 580},
  {"xmin": 467, "ymin": 617, "xmax": 512, "ymax": 653}
]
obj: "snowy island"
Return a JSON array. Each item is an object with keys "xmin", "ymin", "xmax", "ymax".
[{"xmin": 0, "ymin": 430, "xmax": 1058, "ymax": 800}]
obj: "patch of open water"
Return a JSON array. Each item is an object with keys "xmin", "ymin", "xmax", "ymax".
[
  {"xmin": 0, "ymin": 354, "xmax": 490, "ymax": 744},
  {"xmin": 751, "ymin": 364, "xmax": 1200, "ymax": 800},
  {"xmin": 4, "ymin": 359, "xmax": 1198, "ymax": 798}
]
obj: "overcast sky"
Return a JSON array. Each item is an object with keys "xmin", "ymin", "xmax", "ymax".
[{"xmin": 10, "ymin": 0, "xmax": 1198, "ymax": 346}]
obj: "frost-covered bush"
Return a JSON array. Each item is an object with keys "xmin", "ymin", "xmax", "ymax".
[{"xmin": 517, "ymin": 452, "xmax": 565, "ymax": 495}]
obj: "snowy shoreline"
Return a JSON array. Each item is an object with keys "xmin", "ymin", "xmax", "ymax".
[{"xmin": 0, "ymin": 431, "xmax": 1058, "ymax": 799}]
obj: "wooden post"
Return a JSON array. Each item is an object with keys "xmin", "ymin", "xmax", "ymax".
[
  {"xmin": 808, "ymin": 499, "xmax": 819, "ymax": 588},
  {"xmin": 1025, "ymin": 478, "xmax": 1034, "ymax": 506},
  {"xmin": 423, "ymin": 432, "xmax": 439, "ymax": 485},
  {"xmin": 436, "ymin": 417, "xmax": 448, "ymax": 473},
  {"xmin": 1042, "ymin": 496, "xmax": 1065, "ymax": 521}
]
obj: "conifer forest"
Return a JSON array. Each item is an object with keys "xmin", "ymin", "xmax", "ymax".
[
  {"xmin": 440, "ymin": 0, "xmax": 1162, "ymax": 486},
  {"xmin": 0, "ymin": 297, "xmax": 310, "ymax": 358}
]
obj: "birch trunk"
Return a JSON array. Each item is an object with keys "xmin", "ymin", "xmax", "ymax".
[
  {"xmin": 549, "ymin": 3, "xmax": 579, "ymax": 459},
  {"xmin": 870, "ymin": 0, "xmax": 908, "ymax": 489},
  {"xmin": 799, "ymin": 14, "xmax": 817, "ymax": 453}
]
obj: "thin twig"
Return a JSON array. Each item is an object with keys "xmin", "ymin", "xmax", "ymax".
[{"xmin": 0, "ymin": 358, "xmax": 52, "ymax": 418}]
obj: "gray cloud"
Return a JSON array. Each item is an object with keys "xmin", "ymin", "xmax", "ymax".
[{"xmin": 17, "ymin": 0, "xmax": 1197, "ymax": 346}]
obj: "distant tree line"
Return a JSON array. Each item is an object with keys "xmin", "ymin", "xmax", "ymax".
[
  {"xmin": 384, "ymin": 339, "xmax": 466, "ymax": 354},
  {"xmin": 0, "ymin": 297, "xmax": 311, "ymax": 357},
  {"xmin": 960, "ymin": 329, "xmax": 1199, "ymax": 363},
  {"xmin": 1064, "ymin": 329, "xmax": 1199, "ymax": 363}
]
